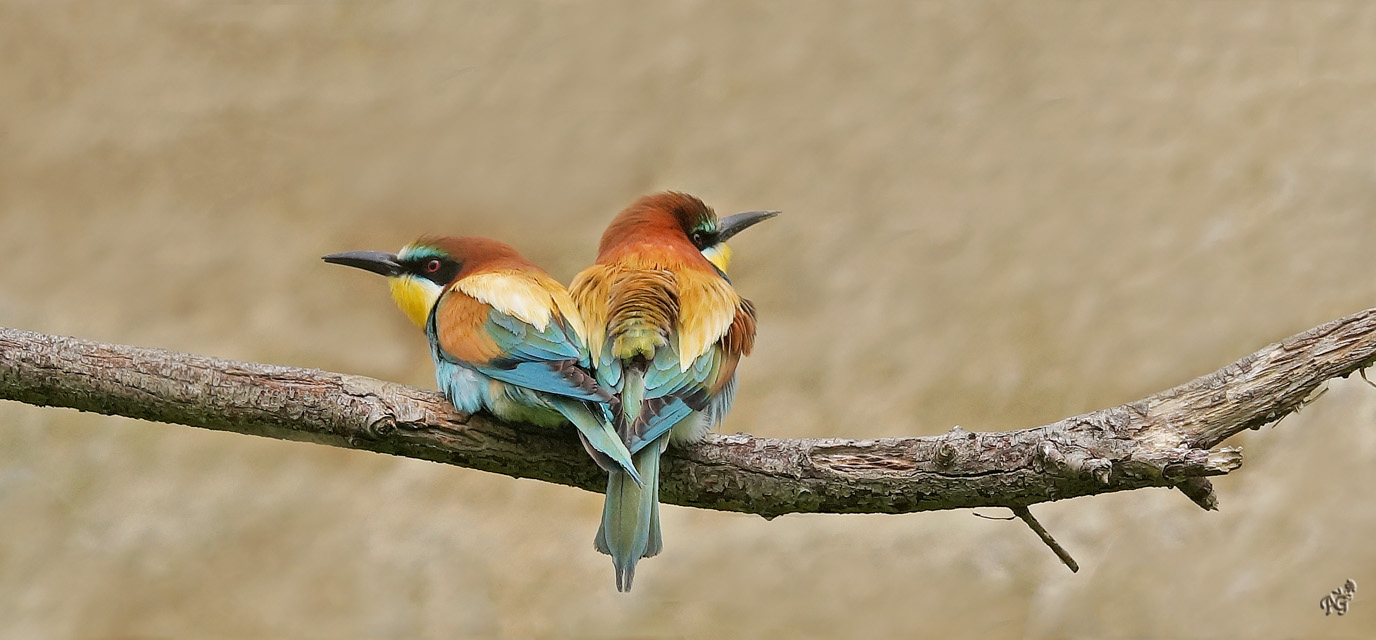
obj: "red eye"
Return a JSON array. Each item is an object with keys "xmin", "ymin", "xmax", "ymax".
[{"xmin": 424, "ymin": 259, "xmax": 442, "ymax": 274}]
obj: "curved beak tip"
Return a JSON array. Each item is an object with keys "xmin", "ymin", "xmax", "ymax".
[{"xmin": 717, "ymin": 209, "xmax": 780, "ymax": 242}]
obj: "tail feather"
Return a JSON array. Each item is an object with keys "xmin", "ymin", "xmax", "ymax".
[
  {"xmin": 643, "ymin": 451, "xmax": 663, "ymax": 558},
  {"xmin": 552, "ymin": 398, "xmax": 642, "ymax": 485},
  {"xmin": 617, "ymin": 363, "xmax": 647, "ymax": 440},
  {"xmin": 594, "ymin": 436, "xmax": 666, "ymax": 592}
]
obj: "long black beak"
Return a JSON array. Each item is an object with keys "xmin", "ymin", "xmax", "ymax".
[
  {"xmin": 321, "ymin": 250, "xmax": 403, "ymax": 277},
  {"xmin": 716, "ymin": 210, "xmax": 780, "ymax": 243}
]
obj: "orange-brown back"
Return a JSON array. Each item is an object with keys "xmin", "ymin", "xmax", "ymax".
[{"xmin": 571, "ymin": 192, "xmax": 755, "ymax": 369}]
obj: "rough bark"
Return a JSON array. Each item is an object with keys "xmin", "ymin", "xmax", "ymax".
[{"xmin": 2, "ymin": 308, "xmax": 1375, "ymax": 519}]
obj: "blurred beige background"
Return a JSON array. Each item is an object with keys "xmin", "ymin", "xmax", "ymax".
[{"xmin": 3, "ymin": 1, "xmax": 1376, "ymax": 638}]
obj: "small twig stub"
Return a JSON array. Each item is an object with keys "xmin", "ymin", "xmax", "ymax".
[{"xmin": 1011, "ymin": 506, "xmax": 1079, "ymax": 573}]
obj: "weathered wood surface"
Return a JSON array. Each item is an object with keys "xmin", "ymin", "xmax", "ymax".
[{"xmin": 3, "ymin": 308, "xmax": 1374, "ymax": 518}]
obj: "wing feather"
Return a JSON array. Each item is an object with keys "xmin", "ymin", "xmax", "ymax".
[
  {"xmin": 431, "ymin": 274, "xmax": 610, "ymax": 403},
  {"xmin": 432, "ymin": 290, "xmax": 503, "ymax": 363},
  {"xmin": 570, "ymin": 264, "xmax": 615, "ymax": 360},
  {"xmin": 457, "ymin": 271, "xmax": 557, "ymax": 331},
  {"xmin": 674, "ymin": 270, "xmax": 740, "ymax": 370}
]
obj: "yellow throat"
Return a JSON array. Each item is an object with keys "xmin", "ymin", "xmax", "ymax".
[
  {"xmin": 388, "ymin": 275, "xmax": 444, "ymax": 328},
  {"xmin": 702, "ymin": 242, "xmax": 733, "ymax": 274}
]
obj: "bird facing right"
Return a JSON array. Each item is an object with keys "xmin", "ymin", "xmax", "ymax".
[{"xmin": 570, "ymin": 191, "xmax": 777, "ymax": 592}]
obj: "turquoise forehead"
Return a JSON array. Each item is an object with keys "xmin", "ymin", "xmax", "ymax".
[
  {"xmin": 397, "ymin": 244, "xmax": 449, "ymax": 261},
  {"xmin": 688, "ymin": 214, "xmax": 718, "ymax": 231}
]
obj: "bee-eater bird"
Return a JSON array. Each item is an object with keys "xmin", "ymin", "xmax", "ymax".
[
  {"xmin": 570, "ymin": 192, "xmax": 777, "ymax": 592},
  {"xmin": 322, "ymin": 236, "xmax": 641, "ymax": 484}
]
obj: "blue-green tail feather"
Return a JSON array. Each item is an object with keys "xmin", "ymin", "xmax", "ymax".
[{"xmin": 594, "ymin": 435, "xmax": 666, "ymax": 592}]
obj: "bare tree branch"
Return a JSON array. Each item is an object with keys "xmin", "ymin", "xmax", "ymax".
[{"xmin": 3, "ymin": 308, "xmax": 1375, "ymax": 519}]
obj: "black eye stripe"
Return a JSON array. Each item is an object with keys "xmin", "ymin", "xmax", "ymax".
[{"xmin": 403, "ymin": 256, "xmax": 460, "ymax": 284}]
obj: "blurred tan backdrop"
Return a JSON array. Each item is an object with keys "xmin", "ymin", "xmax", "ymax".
[{"xmin": 3, "ymin": 1, "xmax": 1376, "ymax": 638}]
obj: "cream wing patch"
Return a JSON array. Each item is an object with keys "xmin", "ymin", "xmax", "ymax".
[{"xmin": 456, "ymin": 271, "xmax": 557, "ymax": 331}]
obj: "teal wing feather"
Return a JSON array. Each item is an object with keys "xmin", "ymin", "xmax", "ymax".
[
  {"xmin": 426, "ymin": 304, "xmax": 636, "ymax": 480},
  {"xmin": 466, "ymin": 308, "xmax": 610, "ymax": 404},
  {"xmin": 625, "ymin": 341, "xmax": 724, "ymax": 454}
]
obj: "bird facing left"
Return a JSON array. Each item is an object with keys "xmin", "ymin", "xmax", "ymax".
[{"xmin": 322, "ymin": 236, "xmax": 641, "ymax": 483}]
